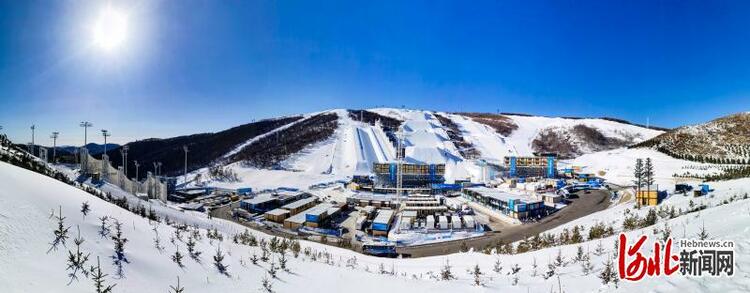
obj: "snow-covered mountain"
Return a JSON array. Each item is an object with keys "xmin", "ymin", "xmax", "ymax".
[
  {"xmin": 634, "ymin": 112, "xmax": 750, "ymax": 164},
  {"xmin": 184, "ymin": 108, "xmax": 662, "ymax": 189}
]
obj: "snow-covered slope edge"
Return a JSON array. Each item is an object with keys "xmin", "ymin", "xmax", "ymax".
[{"xmin": 3, "ymin": 160, "xmax": 750, "ymax": 292}]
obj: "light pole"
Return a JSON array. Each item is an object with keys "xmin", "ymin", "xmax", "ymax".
[
  {"xmin": 80, "ymin": 121, "xmax": 93, "ymax": 146},
  {"xmin": 50, "ymin": 132, "xmax": 59, "ymax": 163},
  {"xmin": 30, "ymin": 124, "xmax": 35, "ymax": 155},
  {"xmin": 120, "ymin": 145, "xmax": 129, "ymax": 177},
  {"xmin": 183, "ymin": 145, "xmax": 189, "ymax": 183},
  {"xmin": 101, "ymin": 129, "xmax": 111, "ymax": 155},
  {"xmin": 134, "ymin": 160, "xmax": 139, "ymax": 181}
]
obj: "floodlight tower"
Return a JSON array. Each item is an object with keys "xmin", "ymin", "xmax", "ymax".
[
  {"xmin": 80, "ymin": 122, "xmax": 93, "ymax": 146},
  {"xmin": 183, "ymin": 145, "xmax": 189, "ymax": 183},
  {"xmin": 396, "ymin": 128, "xmax": 404, "ymax": 199},
  {"xmin": 50, "ymin": 132, "xmax": 59, "ymax": 162},
  {"xmin": 101, "ymin": 129, "xmax": 111, "ymax": 154},
  {"xmin": 134, "ymin": 160, "xmax": 140, "ymax": 181},
  {"xmin": 120, "ymin": 145, "xmax": 129, "ymax": 177},
  {"xmin": 30, "ymin": 125, "xmax": 36, "ymax": 155}
]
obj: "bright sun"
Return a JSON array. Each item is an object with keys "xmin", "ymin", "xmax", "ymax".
[{"xmin": 91, "ymin": 6, "xmax": 129, "ymax": 52}]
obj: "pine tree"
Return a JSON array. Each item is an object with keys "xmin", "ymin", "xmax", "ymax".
[
  {"xmin": 599, "ymin": 256, "xmax": 618, "ymax": 285},
  {"xmin": 111, "ymin": 219, "xmax": 128, "ymax": 278},
  {"xmin": 573, "ymin": 246, "xmax": 585, "ymax": 263},
  {"xmin": 81, "ymin": 201, "xmax": 90, "ymax": 219},
  {"xmin": 290, "ymin": 240, "xmax": 301, "ymax": 258},
  {"xmin": 661, "ymin": 222, "xmax": 672, "ymax": 242},
  {"xmin": 98, "ymin": 216, "xmax": 110, "ymax": 238},
  {"xmin": 90, "ymin": 256, "xmax": 116, "ymax": 293},
  {"xmin": 544, "ymin": 258, "xmax": 556, "ymax": 280},
  {"xmin": 49, "ymin": 206, "xmax": 70, "ymax": 252},
  {"xmin": 171, "ymin": 244, "xmax": 185, "ymax": 268},
  {"xmin": 581, "ymin": 252, "xmax": 594, "ymax": 275},
  {"xmin": 553, "ymin": 249, "xmax": 565, "ymax": 267},
  {"xmin": 440, "ymin": 259, "xmax": 455, "ymax": 280},
  {"xmin": 251, "ymin": 253, "xmax": 259, "ymax": 265},
  {"xmin": 279, "ymin": 252, "xmax": 288, "ymax": 272},
  {"xmin": 492, "ymin": 258, "xmax": 502, "ymax": 274},
  {"xmin": 66, "ymin": 226, "xmax": 90, "ymax": 283},
  {"xmin": 698, "ymin": 221, "xmax": 709, "ymax": 240},
  {"xmin": 169, "ymin": 276, "xmax": 185, "ymax": 293},
  {"xmin": 268, "ymin": 259, "xmax": 278, "ymax": 278},
  {"xmin": 186, "ymin": 235, "xmax": 202, "ymax": 261},
  {"xmin": 471, "ymin": 264, "xmax": 484, "ymax": 286},
  {"xmin": 213, "ymin": 247, "xmax": 229, "ymax": 276},
  {"xmin": 571, "ymin": 225, "xmax": 583, "ymax": 244},
  {"xmin": 510, "ymin": 263, "xmax": 521, "ymax": 285},
  {"xmin": 153, "ymin": 226, "xmax": 164, "ymax": 252},
  {"xmin": 633, "ymin": 158, "xmax": 644, "ymax": 198},
  {"xmin": 644, "ymin": 157, "xmax": 655, "ymax": 197},
  {"xmin": 261, "ymin": 274, "xmax": 274, "ymax": 293}
]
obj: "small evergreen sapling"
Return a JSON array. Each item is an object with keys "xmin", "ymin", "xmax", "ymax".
[
  {"xmin": 49, "ymin": 206, "xmax": 70, "ymax": 253},
  {"xmin": 171, "ymin": 244, "xmax": 185, "ymax": 268},
  {"xmin": 261, "ymin": 274, "xmax": 274, "ymax": 293},
  {"xmin": 169, "ymin": 276, "xmax": 185, "ymax": 293},
  {"xmin": 90, "ymin": 256, "xmax": 116, "ymax": 293},
  {"xmin": 66, "ymin": 226, "xmax": 91, "ymax": 283},
  {"xmin": 440, "ymin": 259, "xmax": 455, "ymax": 280},
  {"xmin": 698, "ymin": 221, "xmax": 709, "ymax": 240},
  {"xmin": 110, "ymin": 219, "xmax": 129, "ymax": 278},
  {"xmin": 98, "ymin": 216, "xmax": 110, "ymax": 238},
  {"xmin": 492, "ymin": 258, "xmax": 502, "ymax": 274},
  {"xmin": 471, "ymin": 264, "xmax": 484, "ymax": 286},
  {"xmin": 81, "ymin": 201, "xmax": 90, "ymax": 219},
  {"xmin": 213, "ymin": 247, "xmax": 229, "ymax": 276}
]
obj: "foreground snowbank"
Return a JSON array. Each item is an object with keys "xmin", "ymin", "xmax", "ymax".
[{"xmin": 2, "ymin": 161, "xmax": 749, "ymax": 292}]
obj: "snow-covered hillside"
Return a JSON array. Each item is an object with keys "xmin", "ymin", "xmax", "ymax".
[
  {"xmin": 194, "ymin": 108, "xmax": 662, "ymax": 190},
  {"xmin": 636, "ymin": 112, "xmax": 750, "ymax": 163},
  {"xmin": 3, "ymin": 160, "xmax": 750, "ymax": 292}
]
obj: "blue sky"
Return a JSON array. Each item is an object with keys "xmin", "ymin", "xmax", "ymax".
[{"xmin": 2, "ymin": 0, "xmax": 750, "ymax": 145}]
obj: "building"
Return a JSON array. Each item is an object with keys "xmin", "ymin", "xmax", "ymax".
[
  {"xmin": 264, "ymin": 208, "xmax": 290, "ymax": 223},
  {"xmin": 503, "ymin": 155, "xmax": 557, "ymax": 178},
  {"xmin": 399, "ymin": 194, "xmax": 448, "ymax": 216},
  {"xmin": 281, "ymin": 197, "xmax": 318, "ymax": 215},
  {"xmin": 239, "ymin": 191, "xmax": 312, "ymax": 213},
  {"xmin": 542, "ymin": 193, "xmax": 563, "ymax": 206},
  {"xmin": 450, "ymin": 215, "xmax": 462, "ymax": 229},
  {"xmin": 371, "ymin": 209, "xmax": 395, "ymax": 236},
  {"xmin": 347, "ymin": 193, "xmax": 397, "ymax": 208},
  {"xmin": 303, "ymin": 204, "xmax": 332, "ymax": 228},
  {"xmin": 463, "ymin": 187, "xmax": 546, "ymax": 220},
  {"xmin": 373, "ymin": 162, "xmax": 446, "ymax": 188},
  {"xmin": 636, "ymin": 185, "xmax": 667, "ymax": 206},
  {"xmin": 283, "ymin": 212, "xmax": 307, "ymax": 230}
]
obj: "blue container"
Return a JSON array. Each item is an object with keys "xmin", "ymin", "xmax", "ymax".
[
  {"xmin": 372, "ymin": 223, "xmax": 389, "ymax": 231},
  {"xmin": 306, "ymin": 214, "xmax": 320, "ymax": 222}
]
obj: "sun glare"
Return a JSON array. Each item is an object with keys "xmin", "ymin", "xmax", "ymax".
[{"xmin": 91, "ymin": 6, "xmax": 129, "ymax": 52}]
